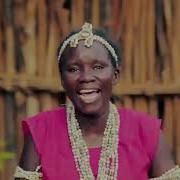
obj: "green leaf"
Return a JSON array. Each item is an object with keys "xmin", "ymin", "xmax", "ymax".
[
  {"xmin": 0, "ymin": 140, "xmax": 15, "ymax": 171},
  {"xmin": 0, "ymin": 152, "xmax": 14, "ymax": 160}
]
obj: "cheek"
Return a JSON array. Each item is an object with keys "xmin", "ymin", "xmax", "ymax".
[
  {"xmin": 100, "ymin": 73, "xmax": 114, "ymax": 92},
  {"xmin": 102, "ymin": 69, "xmax": 114, "ymax": 82},
  {"xmin": 62, "ymin": 74, "xmax": 77, "ymax": 91}
]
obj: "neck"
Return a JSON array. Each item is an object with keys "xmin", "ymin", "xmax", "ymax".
[{"xmin": 75, "ymin": 105, "xmax": 109, "ymax": 135}]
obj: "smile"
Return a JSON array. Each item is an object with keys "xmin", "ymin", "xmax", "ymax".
[{"xmin": 77, "ymin": 89, "xmax": 101, "ymax": 103}]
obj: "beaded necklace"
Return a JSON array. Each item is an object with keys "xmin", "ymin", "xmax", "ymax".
[{"xmin": 67, "ymin": 101, "xmax": 120, "ymax": 180}]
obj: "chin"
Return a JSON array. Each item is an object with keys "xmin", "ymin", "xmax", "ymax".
[
  {"xmin": 80, "ymin": 106, "xmax": 99, "ymax": 115},
  {"xmin": 69, "ymin": 94, "xmax": 109, "ymax": 116},
  {"xmin": 74, "ymin": 101, "xmax": 102, "ymax": 116}
]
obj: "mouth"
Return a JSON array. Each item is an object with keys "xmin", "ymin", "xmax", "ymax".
[{"xmin": 77, "ymin": 89, "xmax": 101, "ymax": 104}]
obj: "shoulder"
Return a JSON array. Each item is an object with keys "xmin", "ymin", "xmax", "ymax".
[
  {"xmin": 21, "ymin": 106, "xmax": 67, "ymax": 155},
  {"xmin": 118, "ymin": 107, "xmax": 162, "ymax": 161},
  {"xmin": 118, "ymin": 107, "xmax": 162, "ymax": 128},
  {"xmin": 26, "ymin": 105, "xmax": 66, "ymax": 120},
  {"xmin": 23, "ymin": 106, "xmax": 67, "ymax": 132}
]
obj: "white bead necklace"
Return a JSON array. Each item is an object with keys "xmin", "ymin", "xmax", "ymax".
[{"xmin": 67, "ymin": 101, "xmax": 120, "ymax": 180}]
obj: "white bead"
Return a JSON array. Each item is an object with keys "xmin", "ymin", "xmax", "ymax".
[{"xmin": 67, "ymin": 101, "xmax": 120, "ymax": 180}]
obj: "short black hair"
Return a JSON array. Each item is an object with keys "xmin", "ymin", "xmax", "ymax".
[{"xmin": 57, "ymin": 27, "xmax": 122, "ymax": 74}]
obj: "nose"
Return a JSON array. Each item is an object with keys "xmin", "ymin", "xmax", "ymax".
[{"xmin": 79, "ymin": 69, "xmax": 95, "ymax": 83}]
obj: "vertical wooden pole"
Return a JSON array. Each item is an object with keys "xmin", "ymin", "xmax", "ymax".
[
  {"xmin": 163, "ymin": 97, "xmax": 174, "ymax": 150},
  {"xmin": 4, "ymin": 92, "xmax": 16, "ymax": 180},
  {"xmin": 14, "ymin": 0, "xmax": 26, "ymax": 73},
  {"xmin": 15, "ymin": 91, "xmax": 27, "ymax": 159},
  {"xmin": 0, "ymin": 1, "xmax": 5, "ymax": 74},
  {"xmin": 26, "ymin": 93, "xmax": 40, "ymax": 116},
  {"xmin": 132, "ymin": 0, "xmax": 141, "ymax": 83},
  {"xmin": 4, "ymin": 0, "xmax": 16, "ymax": 75},
  {"xmin": 171, "ymin": 1, "xmax": 180, "ymax": 82},
  {"xmin": 71, "ymin": 0, "xmax": 84, "ymax": 29},
  {"xmin": 100, "ymin": 0, "xmax": 111, "ymax": 29},
  {"xmin": 149, "ymin": 97, "xmax": 158, "ymax": 117},
  {"xmin": 92, "ymin": 0, "xmax": 100, "ymax": 27},
  {"xmin": 0, "ymin": 92, "xmax": 6, "ymax": 180},
  {"xmin": 37, "ymin": 0, "xmax": 47, "ymax": 77},
  {"xmin": 52, "ymin": 93, "xmax": 60, "ymax": 107},
  {"xmin": 139, "ymin": 0, "xmax": 147, "ymax": 83},
  {"xmin": 163, "ymin": 0, "xmax": 173, "ymax": 83},
  {"xmin": 39, "ymin": 92, "xmax": 54, "ymax": 111},
  {"xmin": 163, "ymin": 0, "xmax": 172, "ymax": 44},
  {"xmin": 0, "ymin": 19, "xmax": 4, "ymax": 73},
  {"xmin": 134, "ymin": 96, "xmax": 148, "ymax": 113},
  {"xmin": 174, "ymin": 96, "xmax": 180, "ymax": 165},
  {"xmin": 146, "ymin": 0, "xmax": 156, "ymax": 82},
  {"xmin": 123, "ymin": 0, "xmax": 134, "ymax": 83},
  {"xmin": 46, "ymin": 7, "xmax": 56, "ymax": 78},
  {"xmin": 112, "ymin": 0, "xmax": 121, "ymax": 39},
  {"xmin": 56, "ymin": 2, "xmax": 70, "ymax": 39},
  {"xmin": 156, "ymin": 0, "xmax": 172, "ymax": 83},
  {"xmin": 24, "ymin": 0, "xmax": 37, "ymax": 75},
  {"xmin": 78, "ymin": 0, "xmax": 84, "ymax": 26},
  {"xmin": 123, "ymin": 95, "xmax": 133, "ymax": 109}
]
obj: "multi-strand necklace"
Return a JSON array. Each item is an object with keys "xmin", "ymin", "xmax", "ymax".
[{"xmin": 67, "ymin": 101, "xmax": 120, "ymax": 180}]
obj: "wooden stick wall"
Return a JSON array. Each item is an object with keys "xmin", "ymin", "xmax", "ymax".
[{"xmin": 0, "ymin": 0, "xmax": 180, "ymax": 179}]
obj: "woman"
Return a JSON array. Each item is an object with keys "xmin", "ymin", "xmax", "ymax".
[{"xmin": 14, "ymin": 23, "xmax": 179, "ymax": 179}]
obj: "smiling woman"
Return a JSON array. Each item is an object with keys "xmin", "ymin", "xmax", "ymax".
[
  {"xmin": 14, "ymin": 23, "xmax": 180, "ymax": 180},
  {"xmin": 61, "ymin": 40, "xmax": 119, "ymax": 115}
]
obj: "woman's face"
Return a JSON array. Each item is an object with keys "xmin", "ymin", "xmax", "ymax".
[{"xmin": 61, "ymin": 41, "xmax": 119, "ymax": 115}]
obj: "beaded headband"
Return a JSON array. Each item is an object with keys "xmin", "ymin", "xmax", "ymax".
[{"xmin": 57, "ymin": 22, "xmax": 119, "ymax": 68}]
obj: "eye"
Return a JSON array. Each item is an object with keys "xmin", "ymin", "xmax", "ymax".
[
  {"xmin": 93, "ymin": 65, "xmax": 104, "ymax": 70},
  {"xmin": 67, "ymin": 66, "xmax": 80, "ymax": 73}
]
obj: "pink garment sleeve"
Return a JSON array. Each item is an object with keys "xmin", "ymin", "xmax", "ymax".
[
  {"xmin": 138, "ymin": 113, "xmax": 162, "ymax": 162},
  {"xmin": 22, "ymin": 113, "xmax": 47, "ymax": 157}
]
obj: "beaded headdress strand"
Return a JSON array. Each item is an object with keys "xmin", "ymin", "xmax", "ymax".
[{"xmin": 57, "ymin": 22, "xmax": 119, "ymax": 68}]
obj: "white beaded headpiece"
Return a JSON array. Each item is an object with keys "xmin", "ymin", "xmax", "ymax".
[{"xmin": 57, "ymin": 22, "xmax": 119, "ymax": 68}]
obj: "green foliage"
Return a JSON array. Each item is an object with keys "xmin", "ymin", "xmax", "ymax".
[{"xmin": 0, "ymin": 140, "xmax": 15, "ymax": 171}]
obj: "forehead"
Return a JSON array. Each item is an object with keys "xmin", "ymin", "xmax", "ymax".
[{"xmin": 66, "ymin": 41, "xmax": 110, "ymax": 63}]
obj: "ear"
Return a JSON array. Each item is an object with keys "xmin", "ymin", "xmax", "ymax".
[{"xmin": 112, "ymin": 67, "xmax": 120, "ymax": 85}]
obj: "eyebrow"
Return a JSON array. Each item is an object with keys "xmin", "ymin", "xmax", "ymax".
[{"xmin": 90, "ymin": 58, "xmax": 110, "ymax": 65}]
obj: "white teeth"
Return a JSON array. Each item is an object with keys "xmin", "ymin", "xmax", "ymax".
[
  {"xmin": 79, "ymin": 93, "xmax": 100, "ymax": 103},
  {"xmin": 78, "ymin": 89, "xmax": 101, "ymax": 103},
  {"xmin": 79, "ymin": 89, "xmax": 98, "ymax": 94}
]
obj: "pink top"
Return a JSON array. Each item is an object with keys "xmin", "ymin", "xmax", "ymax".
[{"xmin": 22, "ymin": 107, "xmax": 161, "ymax": 180}]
